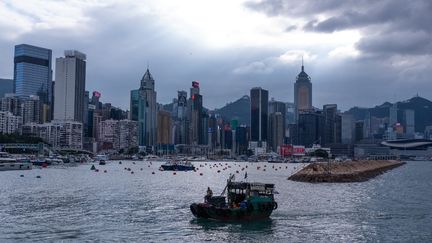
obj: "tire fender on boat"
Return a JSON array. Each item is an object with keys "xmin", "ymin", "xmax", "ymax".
[{"xmin": 273, "ymin": 202, "xmax": 278, "ymax": 210}]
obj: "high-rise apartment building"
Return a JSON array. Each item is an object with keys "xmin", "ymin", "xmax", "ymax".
[
  {"xmin": 0, "ymin": 111, "xmax": 22, "ymax": 134},
  {"xmin": 53, "ymin": 50, "xmax": 86, "ymax": 122},
  {"xmin": 0, "ymin": 94, "xmax": 41, "ymax": 124}
]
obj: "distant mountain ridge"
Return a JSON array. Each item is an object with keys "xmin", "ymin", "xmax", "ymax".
[
  {"xmin": 213, "ymin": 95, "xmax": 251, "ymax": 126},
  {"xmin": 345, "ymin": 96, "xmax": 432, "ymax": 132}
]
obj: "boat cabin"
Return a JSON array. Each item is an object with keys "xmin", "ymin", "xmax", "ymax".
[{"xmin": 227, "ymin": 182, "xmax": 275, "ymax": 207}]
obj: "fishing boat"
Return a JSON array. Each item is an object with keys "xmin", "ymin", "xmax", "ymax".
[
  {"xmin": 160, "ymin": 160, "xmax": 195, "ymax": 171},
  {"xmin": 190, "ymin": 175, "xmax": 278, "ymax": 221}
]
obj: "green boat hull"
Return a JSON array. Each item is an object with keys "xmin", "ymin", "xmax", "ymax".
[{"xmin": 190, "ymin": 199, "xmax": 277, "ymax": 221}]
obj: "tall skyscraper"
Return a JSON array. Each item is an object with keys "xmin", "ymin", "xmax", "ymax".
[
  {"xmin": 157, "ymin": 110, "xmax": 173, "ymax": 145},
  {"xmin": 137, "ymin": 68, "xmax": 157, "ymax": 147},
  {"xmin": 403, "ymin": 109, "xmax": 415, "ymax": 137},
  {"xmin": 269, "ymin": 98, "xmax": 287, "ymax": 145},
  {"xmin": 13, "ymin": 44, "xmax": 52, "ymax": 121},
  {"xmin": 53, "ymin": 50, "xmax": 86, "ymax": 122},
  {"xmin": 294, "ymin": 61, "xmax": 312, "ymax": 120},
  {"xmin": 341, "ymin": 114, "xmax": 355, "ymax": 144},
  {"xmin": 250, "ymin": 87, "xmax": 268, "ymax": 142},
  {"xmin": 297, "ymin": 111, "xmax": 324, "ymax": 147},
  {"xmin": 269, "ymin": 112, "xmax": 284, "ymax": 152},
  {"xmin": 130, "ymin": 89, "xmax": 139, "ymax": 121},
  {"xmin": 189, "ymin": 81, "xmax": 206, "ymax": 145},
  {"xmin": 323, "ymin": 104, "xmax": 342, "ymax": 145}
]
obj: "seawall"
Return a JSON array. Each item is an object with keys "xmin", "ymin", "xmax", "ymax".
[{"xmin": 288, "ymin": 160, "xmax": 406, "ymax": 183}]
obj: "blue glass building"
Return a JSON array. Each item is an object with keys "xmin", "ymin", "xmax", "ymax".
[{"xmin": 13, "ymin": 44, "xmax": 52, "ymax": 105}]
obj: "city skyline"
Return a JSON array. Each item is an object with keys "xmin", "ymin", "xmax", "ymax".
[{"xmin": 0, "ymin": 0, "xmax": 431, "ymax": 111}]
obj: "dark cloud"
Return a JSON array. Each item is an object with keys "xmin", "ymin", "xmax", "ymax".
[
  {"xmin": 1, "ymin": 1, "xmax": 432, "ymax": 113},
  {"xmin": 246, "ymin": 0, "xmax": 432, "ymax": 57}
]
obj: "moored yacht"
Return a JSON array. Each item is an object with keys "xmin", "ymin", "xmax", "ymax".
[{"xmin": 0, "ymin": 152, "xmax": 32, "ymax": 171}]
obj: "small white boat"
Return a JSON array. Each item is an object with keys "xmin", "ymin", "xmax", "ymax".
[
  {"xmin": 143, "ymin": 155, "xmax": 161, "ymax": 162},
  {"xmin": 0, "ymin": 152, "xmax": 32, "ymax": 171},
  {"xmin": 95, "ymin": 154, "xmax": 108, "ymax": 162}
]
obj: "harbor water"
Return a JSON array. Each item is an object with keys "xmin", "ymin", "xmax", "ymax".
[{"xmin": 1, "ymin": 161, "xmax": 432, "ymax": 242}]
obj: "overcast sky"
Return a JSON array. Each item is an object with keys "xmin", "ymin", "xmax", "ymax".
[{"xmin": 0, "ymin": 0, "xmax": 431, "ymax": 111}]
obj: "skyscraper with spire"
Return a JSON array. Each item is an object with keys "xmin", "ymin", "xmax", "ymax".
[
  {"xmin": 294, "ymin": 59, "xmax": 312, "ymax": 121},
  {"xmin": 137, "ymin": 68, "xmax": 157, "ymax": 147}
]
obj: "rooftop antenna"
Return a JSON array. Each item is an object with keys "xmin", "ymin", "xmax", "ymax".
[
  {"xmin": 147, "ymin": 61, "xmax": 149, "ymax": 70},
  {"xmin": 301, "ymin": 55, "xmax": 304, "ymax": 71}
]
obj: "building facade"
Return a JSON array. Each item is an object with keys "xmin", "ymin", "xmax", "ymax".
[
  {"xmin": 137, "ymin": 69, "xmax": 157, "ymax": 147},
  {"xmin": 297, "ymin": 111, "xmax": 324, "ymax": 147},
  {"xmin": 294, "ymin": 63, "xmax": 312, "ymax": 120},
  {"xmin": 13, "ymin": 44, "xmax": 52, "ymax": 122},
  {"xmin": 249, "ymin": 87, "xmax": 268, "ymax": 154},
  {"xmin": 0, "ymin": 78, "xmax": 13, "ymax": 98},
  {"xmin": 53, "ymin": 50, "xmax": 86, "ymax": 122},
  {"xmin": 323, "ymin": 104, "xmax": 342, "ymax": 145},
  {"xmin": 0, "ymin": 94, "xmax": 41, "ymax": 124},
  {"xmin": 250, "ymin": 87, "xmax": 268, "ymax": 142},
  {"xmin": 157, "ymin": 110, "xmax": 173, "ymax": 145},
  {"xmin": 0, "ymin": 111, "xmax": 22, "ymax": 134}
]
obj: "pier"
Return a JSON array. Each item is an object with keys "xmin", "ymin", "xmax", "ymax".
[{"xmin": 288, "ymin": 160, "xmax": 406, "ymax": 183}]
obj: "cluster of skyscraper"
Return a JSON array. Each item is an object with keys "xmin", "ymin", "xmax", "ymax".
[
  {"xmin": 0, "ymin": 43, "xmax": 423, "ymax": 156},
  {"xmin": 0, "ymin": 44, "xmax": 132, "ymax": 151}
]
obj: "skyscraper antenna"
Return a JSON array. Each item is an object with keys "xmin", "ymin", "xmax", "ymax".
[
  {"xmin": 301, "ymin": 55, "xmax": 304, "ymax": 71},
  {"xmin": 147, "ymin": 61, "xmax": 149, "ymax": 70}
]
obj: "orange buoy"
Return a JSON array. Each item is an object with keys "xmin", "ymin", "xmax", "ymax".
[
  {"xmin": 217, "ymin": 170, "xmax": 221, "ymax": 173},
  {"xmin": 104, "ymin": 170, "xmax": 107, "ymax": 173},
  {"xmin": 152, "ymin": 172, "xmax": 155, "ymax": 174},
  {"xmin": 263, "ymin": 169, "xmax": 266, "ymax": 171},
  {"xmin": 131, "ymin": 171, "xmax": 134, "ymax": 174},
  {"xmin": 173, "ymin": 172, "xmax": 177, "ymax": 175},
  {"xmin": 140, "ymin": 168, "xmax": 143, "ymax": 171},
  {"xmin": 95, "ymin": 169, "xmax": 99, "ymax": 172},
  {"xmin": 199, "ymin": 173, "xmax": 203, "ymax": 176},
  {"xmin": 236, "ymin": 170, "xmax": 239, "ymax": 173}
]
